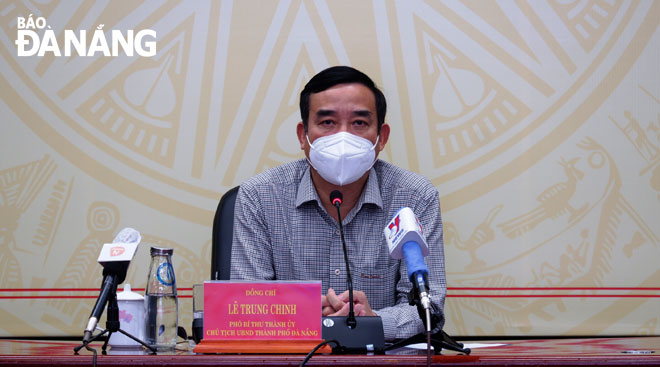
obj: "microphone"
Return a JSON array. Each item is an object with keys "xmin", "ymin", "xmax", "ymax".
[
  {"xmin": 321, "ymin": 190, "xmax": 384, "ymax": 353},
  {"xmin": 329, "ymin": 190, "xmax": 356, "ymax": 328},
  {"xmin": 381, "ymin": 209, "xmax": 472, "ymax": 356},
  {"xmin": 83, "ymin": 228, "xmax": 141, "ymax": 343},
  {"xmin": 383, "ymin": 208, "xmax": 432, "ymax": 329}
]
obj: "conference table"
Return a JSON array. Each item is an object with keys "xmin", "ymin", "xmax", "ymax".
[{"xmin": 1, "ymin": 336, "xmax": 659, "ymax": 366}]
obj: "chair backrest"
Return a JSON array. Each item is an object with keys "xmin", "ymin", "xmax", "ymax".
[{"xmin": 210, "ymin": 186, "xmax": 240, "ymax": 280}]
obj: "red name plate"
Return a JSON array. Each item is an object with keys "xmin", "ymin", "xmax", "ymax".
[{"xmin": 203, "ymin": 281, "xmax": 321, "ymax": 340}]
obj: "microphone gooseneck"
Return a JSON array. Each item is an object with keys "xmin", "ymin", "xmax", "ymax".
[{"xmin": 329, "ymin": 190, "xmax": 357, "ymax": 329}]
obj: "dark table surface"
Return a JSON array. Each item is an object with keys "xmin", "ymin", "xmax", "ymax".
[{"xmin": 1, "ymin": 336, "xmax": 659, "ymax": 366}]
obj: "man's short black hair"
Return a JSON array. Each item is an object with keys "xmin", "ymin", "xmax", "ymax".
[{"xmin": 299, "ymin": 66, "xmax": 387, "ymax": 132}]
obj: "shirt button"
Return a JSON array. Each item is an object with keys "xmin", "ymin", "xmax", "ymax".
[
  {"xmin": 335, "ymin": 230, "xmax": 339, "ymax": 235},
  {"xmin": 334, "ymin": 269, "xmax": 341, "ymax": 276}
]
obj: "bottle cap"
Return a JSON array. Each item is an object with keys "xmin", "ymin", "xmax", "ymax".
[{"xmin": 150, "ymin": 247, "xmax": 173, "ymax": 256}]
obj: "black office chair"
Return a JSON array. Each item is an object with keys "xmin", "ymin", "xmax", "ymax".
[{"xmin": 210, "ymin": 186, "xmax": 239, "ymax": 280}]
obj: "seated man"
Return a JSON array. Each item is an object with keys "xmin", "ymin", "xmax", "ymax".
[{"xmin": 230, "ymin": 66, "xmax": 446, "ymax": 340}]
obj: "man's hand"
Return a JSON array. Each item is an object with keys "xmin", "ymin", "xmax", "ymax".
[
  {"xmin": 322, "ymin": 288, "xmax": 344, "ymax": 316},
  {"xmin": 321, "ymin": 288, "xmax": 376, "ymax": 317}
]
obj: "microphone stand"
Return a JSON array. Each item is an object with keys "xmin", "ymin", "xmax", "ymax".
[
  {"xmin": 74, "ymin": 276, "xmax": 156, "ymax": 355},
  {"xmin": 333, "ymin": 200, "xmax": 357, "ymax": 329},
  {"xmin": 385, "ymin": 282, "xmax": 470, "ymax": 355},
  {"xmin": 321, "ymin": 191, "xmax": 384, "ymax": 353}
]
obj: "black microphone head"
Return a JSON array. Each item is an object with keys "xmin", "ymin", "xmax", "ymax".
[{"xmin": 330, "ymin": 190, "xmax": 343, "ymax": 206}]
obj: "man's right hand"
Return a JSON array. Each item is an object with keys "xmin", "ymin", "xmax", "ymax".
[{"xmin": 322, "ymin": 288, "xmax": 345, "ymax": 316}]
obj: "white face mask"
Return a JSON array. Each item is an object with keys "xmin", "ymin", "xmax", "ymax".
[{"xmin": 307, "ymin": 131, "xmax": 378, "ymax": 186}]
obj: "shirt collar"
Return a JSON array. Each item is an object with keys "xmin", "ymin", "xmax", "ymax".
[
  {"xmin": 295, "ymin": 165, "xmax": 318, "ymax": 207},
  {"xmin": 295, "ymin": 161, "xmax": 383, "ymax": 210},
  {"xmin": 359, "ymin": 165, "xmax": 383, "ymax": 209}
]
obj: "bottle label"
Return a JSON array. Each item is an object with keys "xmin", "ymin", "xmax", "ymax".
[{"xmin": 157, "ymin": 263, "xmax": 175, "ymax": 286}]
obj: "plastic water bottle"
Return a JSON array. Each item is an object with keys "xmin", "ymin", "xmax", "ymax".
[{"xmin": 144, "ymin": 247, "xmax": 178, "ymax": 350}]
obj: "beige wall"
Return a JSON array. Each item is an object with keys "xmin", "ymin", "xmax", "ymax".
[{"xmin": 1, "ymin": 0, "xmax": 659, "ymax": 337}]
